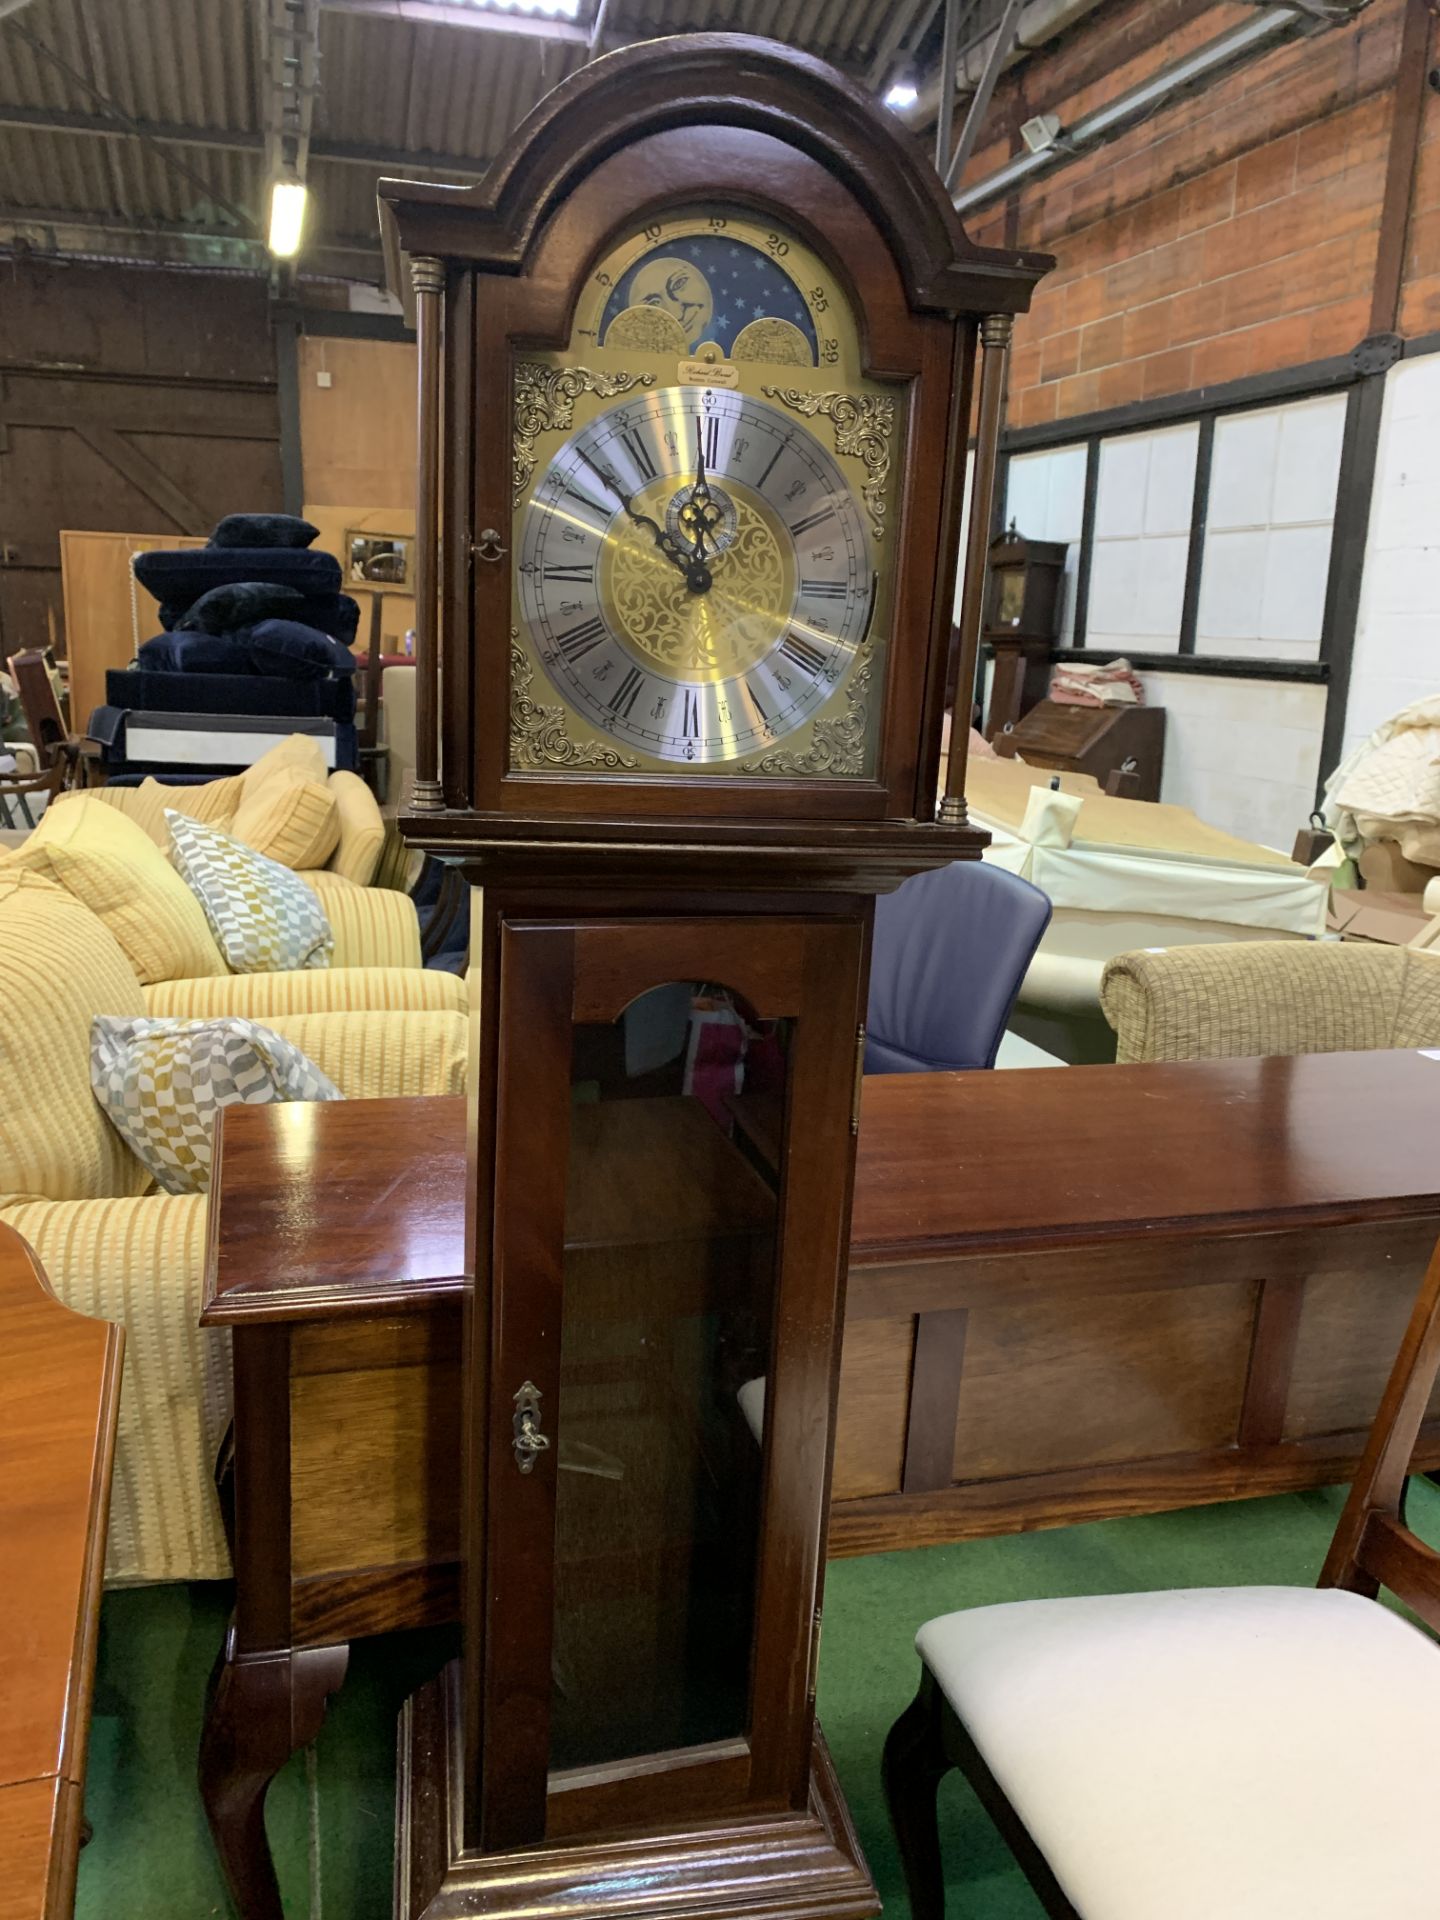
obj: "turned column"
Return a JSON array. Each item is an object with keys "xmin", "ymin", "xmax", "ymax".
[
  {"xmin": 939, "ymin": 312, "xmax": 1012, "ymax": 825},
  {"xmin": 409, "ymin": 253, "xmax": 445, "ymax": 810}
]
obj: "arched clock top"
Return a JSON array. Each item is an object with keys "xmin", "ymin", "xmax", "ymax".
[{"xmin": 378, "ymin": 34, "xmax": 1049, "ymax": 321}]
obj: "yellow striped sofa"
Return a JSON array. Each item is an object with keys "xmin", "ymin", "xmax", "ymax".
[
  {"xmin": 0, "ymin": 864, "xmax": 468, "ymax": 1588},
  {"xmin": 92, "ymin": 734, "xmax": 421, "ymax": 970}
]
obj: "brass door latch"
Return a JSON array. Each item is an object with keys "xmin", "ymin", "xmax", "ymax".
[{"xmin": 512, "ymin": 1380, "xmax": 551, "ymax": 1473}]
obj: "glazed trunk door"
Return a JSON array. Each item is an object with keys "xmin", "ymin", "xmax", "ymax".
[{"xmin": 474, "ymin": 915, "xmax": 865, "ymax": 1853}]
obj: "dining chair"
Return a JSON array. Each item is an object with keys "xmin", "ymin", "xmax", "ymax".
[
  {"xmin": 865, "ymin": 858, "xmax": 1051, "ymax": 1072},
  {"xmin": 882, "ymin": 1226, "xmax": 1440, "ymax": 1919},
  {"xmin": 9, "ymin": 649, "xmax": 100, "ymax": 791}
]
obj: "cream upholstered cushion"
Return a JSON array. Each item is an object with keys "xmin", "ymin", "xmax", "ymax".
[
  {"xmin": 168, "ymin": 811, "xmax": 334, "ymax": 973},
  {"xmin": 1099, "ymin": 941, "xmax": 1440, "ymax": 1064},
  {"xmin": 918, "ymin": 1585, "xmax": 1440, "ymax": 1920},
  {"xmin": 0, "ymin": 870, "xmax": 152, "ymax": 1205},
  {"xmin": 231, "ymin": 767, "xmax": 340, "ymax": 870},
  {"xmin": 143, "ymin": 965, "xmax": 465, "ymax": 1018},
  {"xmin": 238, "ymin": 732, "xmax": 329, "ymax": 803},
  {"xmin": 3, "ymin": 793, "xmax": 226, "ymax": 983},
  {"xmin": 91, "ymin": 1015, "xmax": 341, "ymax": 1194},
  {"xmin": 327, "ymin": 770, "xmax": 386, "ymax": 885},
  {"xmin": 95, "ymin": 774, "xmax": 244, "ymax": 850}
]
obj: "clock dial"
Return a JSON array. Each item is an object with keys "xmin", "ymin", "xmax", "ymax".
[
  {"xmin": 517, "ymin": 388, "xmax": 874, "ymax": 765},
  {"xmin": 511, "ymin": 205, "xmax": 898, "ymax": 780}
]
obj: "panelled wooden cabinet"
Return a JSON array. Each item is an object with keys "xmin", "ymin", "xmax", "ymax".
[{"xmin": 379, "ymin": 32, "xmax": 1048, "ymax": 1920}]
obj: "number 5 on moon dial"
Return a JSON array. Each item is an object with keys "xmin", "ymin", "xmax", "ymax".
[{"xmin": 515, "ymin": 388, "xmax": 876, "ymax": 767}]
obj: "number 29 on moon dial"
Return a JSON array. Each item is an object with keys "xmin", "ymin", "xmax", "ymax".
[{"xmin": 516, "ymin": 388, "xmax": 875, "ymax": 766}]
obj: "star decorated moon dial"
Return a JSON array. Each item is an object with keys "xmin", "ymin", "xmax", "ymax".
[{"xmin": 517, "ymin": 388, "xmax": 875, "ymax": 765}]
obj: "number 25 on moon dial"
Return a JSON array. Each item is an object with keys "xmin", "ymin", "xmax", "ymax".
[{"xmin": 516, "ymin": 388, "xmax": 875, "ymax": 766}]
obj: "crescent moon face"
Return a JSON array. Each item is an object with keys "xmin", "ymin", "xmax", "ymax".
[{"xmin": 629, "ymin": 256, "xmax": 715, "ymax": 349}]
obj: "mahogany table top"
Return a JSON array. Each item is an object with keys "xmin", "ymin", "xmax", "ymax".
[
  {"xmin": 202, "ymin": 1050, "xmax": 1440, "ymax": 1324},
  {"xmin": 0, "ymin": 1223, "xmax": 124, "ymax": 1919}
]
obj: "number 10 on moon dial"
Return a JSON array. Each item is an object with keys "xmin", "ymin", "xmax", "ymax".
[{"xmin": 516, "ymin": 389, "xmax": 877, "ymax": 767}]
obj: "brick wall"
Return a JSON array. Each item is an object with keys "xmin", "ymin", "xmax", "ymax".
[{"xmin": 958, "ymin": 0, "xmax": 1438, "ymax": 431}]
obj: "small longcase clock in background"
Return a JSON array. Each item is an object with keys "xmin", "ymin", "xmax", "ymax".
[{"xmin": 379, "ymin": 35, "xmax": 1048, "ymax": 1920}]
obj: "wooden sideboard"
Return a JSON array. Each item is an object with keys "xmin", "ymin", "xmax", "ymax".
[
  {"xmin": 198, "ymin": 1052, "xmax": 1440, "ymax": 1911},
  {"xmin": 0, "ymin": 1224, "xmax": 124, "ymax": 1920}
]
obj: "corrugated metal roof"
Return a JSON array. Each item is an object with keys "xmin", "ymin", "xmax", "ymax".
[{"xmin": 0, "ymin": 0, "xmax": 942, "ymax": 274}]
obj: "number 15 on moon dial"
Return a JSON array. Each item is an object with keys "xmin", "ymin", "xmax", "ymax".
[{"xmin": 515, "ymin": 388, "xmax": 877, "ymax": 767}]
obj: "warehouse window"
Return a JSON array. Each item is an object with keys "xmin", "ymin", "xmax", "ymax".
[{"xmin": 994, "ymin": 386, "xmax": 1349, "ymax": 675}]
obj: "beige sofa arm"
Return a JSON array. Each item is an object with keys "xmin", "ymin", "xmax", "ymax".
[
  {"xmin": 143, "ymin": 966, "xmax": 465, "ymax": 1019},
  {"xmin": 1099, "ymin": 941, "xmax": 1412, "ymax": 1064},
  {"xmin": 266, "ymin": 1010, "xmax": 467, "ymax": 1098},
  {"xmin": 0, "ymin": 1191, "xmax": 230, "ymax": 1585}
]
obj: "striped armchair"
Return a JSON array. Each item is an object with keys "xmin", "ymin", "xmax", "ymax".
[
  {"xmin": 1100, "ymin": 941, "xmax": 1440, "ymax": 1064},
  {"xmin": 0, "ymin": 868, "xmax": 467, "ymax": 1586}
]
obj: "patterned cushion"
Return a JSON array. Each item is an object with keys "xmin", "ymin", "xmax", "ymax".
[
  {"xmin": 91, "ymin": 1015, "xmax": 341, "ymax": 1195},
  {"xmin": 167, "ymin": 812, "xmax": 334, "ymax": 973},
  {"xmin": 1, "ymin": 793, "xmax": 226, "ymax": 983},
  {"xmin": 0, "ymin": 871, "xmax": 152, "ymax": 1206},
  {"xmin": 231, "ymin": 768, "xmax": 340, "ymax": 869}
]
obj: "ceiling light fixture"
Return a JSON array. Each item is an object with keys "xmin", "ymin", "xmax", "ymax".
[
  {"xmin": 884, "ymin": 81, "xmax": 918, "ymax": 110},
  {"xmin": 268, "ymin": 177, "xmax": 308, "ymax": 258},
  {"xmin": 459, "ymin": 0, "xmax": 583, "ymax": 15}
]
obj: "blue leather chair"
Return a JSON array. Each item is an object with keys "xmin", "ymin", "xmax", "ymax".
[{"xmin": 865, "ymin": 859, "xmax": 1052, "ymax": 1073}]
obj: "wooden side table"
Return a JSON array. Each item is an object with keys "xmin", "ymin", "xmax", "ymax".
[{"xmin": 0, "ymin": 1222, "xmax": 125, "ymax": 1920}]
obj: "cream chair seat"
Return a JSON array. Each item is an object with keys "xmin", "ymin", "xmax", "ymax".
[{"xmin": 914, "ymin": 1584, "xmax": 1440, "ymax": 1920}]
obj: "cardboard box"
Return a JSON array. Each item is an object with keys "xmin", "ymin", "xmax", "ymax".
[{"xmin": 1328, "ymin": 888, "xmax": 1435, "ymax": 946}]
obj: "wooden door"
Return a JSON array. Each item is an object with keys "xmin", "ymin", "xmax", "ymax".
[{"xmin": 472, "ymin": 913, "xmax": 865, "ymax": 1854}]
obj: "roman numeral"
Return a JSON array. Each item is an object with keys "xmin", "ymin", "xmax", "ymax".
[
  {"xmin": 747, "ymin": 680, "xmax": 771, "ymax": 725},
  {"xmin": 696, "ymin": 413, "xmax": 719, "ymax": 467},
  {"xmin": 681, "ymin": 688, "xmax": 701, "ymax": 737},
  {"xmin": 757, "ymin": 437, "xmax": 790, "ymax": 487},
  {"xmin": 789, "ymin": 506, "xmax": 836, "ymax": 538},
  {"xmin": 608, "ymin": 666, "xmax": 644, "ymax": 719},
  {"xmin": 779, "ymin": 632, "xmax": 826, "ymax": 677},
  {"xmin": 800, "ymin": 577, "xmax": 847, "ymax": 601},
  {"xmin": 555, "ymin": 617, "xmax": 607, "ymax": 663},
  {"xmin": 543, "ymin": 563, "xmax": 594, "ymax": 583},
  {"xmin": 619, "ymin": 429, "xmax": 657, "ymax": 481}
]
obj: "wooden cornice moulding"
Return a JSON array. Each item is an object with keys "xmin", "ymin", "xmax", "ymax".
[{"xmin": 378, "ymin": 34, "xmax": 1051, "ymax": 316}]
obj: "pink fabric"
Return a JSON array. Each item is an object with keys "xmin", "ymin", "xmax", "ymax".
[{"xmin": 1049, "ymin": 657, "xmax": 1143, "ymax": 708}]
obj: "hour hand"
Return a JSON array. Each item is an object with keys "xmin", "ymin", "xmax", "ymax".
[{"xmin": 580, "ymin": 452, "xmax": 695, "ymax": 577}]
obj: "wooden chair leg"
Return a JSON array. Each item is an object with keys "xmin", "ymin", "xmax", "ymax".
[{"xmin": 883, "ymin": 1676, "xmax": 952, "ymax": 1920}]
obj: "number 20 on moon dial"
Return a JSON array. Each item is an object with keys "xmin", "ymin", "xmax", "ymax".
[{"xmin": 516, "ymin": 388, "xmax": 875, "ymax": 765}]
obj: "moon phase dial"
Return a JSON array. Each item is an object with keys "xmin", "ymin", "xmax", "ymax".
[{"xmin": 517, "ymin": 388, "xmax": 875, "ymax": 767}]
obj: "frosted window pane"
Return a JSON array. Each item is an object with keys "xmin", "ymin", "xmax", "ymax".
[{"xmin": 1210, "ymin": 411, "xmax": 1279, "ymax": 530}]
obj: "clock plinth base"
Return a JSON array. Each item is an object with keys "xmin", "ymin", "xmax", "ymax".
[{"xmin": 395, "ymin": 1663, "xmax": 880, "ymax": 1920}]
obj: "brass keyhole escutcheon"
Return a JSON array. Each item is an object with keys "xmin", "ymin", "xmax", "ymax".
[
  {"xmin": 512, "ymin": 1380, "xmax": 550, "ymax": 1473},
  {"xmin": 472, "ymin": 528, "xmax": 509, "ymax": 564}
]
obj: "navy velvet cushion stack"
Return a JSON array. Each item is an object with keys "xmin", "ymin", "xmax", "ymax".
[{"xmin": 132, "ymin": 514, "xmax": 363, "ymax": 673}]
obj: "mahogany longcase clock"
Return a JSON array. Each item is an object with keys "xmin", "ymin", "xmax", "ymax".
[{"xmin": 379, "ymin": 37, "xmax": 1047, "ymax": 1920}]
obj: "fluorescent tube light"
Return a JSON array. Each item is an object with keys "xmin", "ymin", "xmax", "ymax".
[{"xmin": 268, "ymin": 179, "xmax": 308, "ymax": 258}]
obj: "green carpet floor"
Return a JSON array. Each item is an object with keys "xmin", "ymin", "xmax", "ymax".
[{"xmin": 76, "ymin": 1479, "xmax": 1440, "ymax": 1918}]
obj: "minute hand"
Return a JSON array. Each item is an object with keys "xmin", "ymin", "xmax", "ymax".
[{"xmin": 579, "ymin": 451, "xmax": 696, "ymax": 579}]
